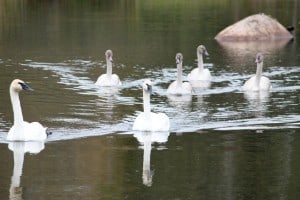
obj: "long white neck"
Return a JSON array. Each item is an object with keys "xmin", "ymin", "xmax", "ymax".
[
  {"xmin": 177, "ymin": 62, "xmax": 183, "ymax": 87},
  {"xmin": 143, "ymin": 90, "xmax": 151, "ymax": 115},
  {"xmin": 197, "ymin": 53, "xmax": 204, "ymax": 71},
  {"xmin": 255, "ymin": 62, "xmax": 263, "ymax": 87},
  {"xmin": 10, "ymin": 89, "xmax": 24, "ymax": 126},
  {"xmin": 106, "ymin": 59, "xmax": 112, "ymax": 78}
]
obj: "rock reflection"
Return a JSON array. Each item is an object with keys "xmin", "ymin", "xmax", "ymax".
[
  {"xmin": 8, "ymin": 141, "xmax": 45, "ymax": 200},
  {"xmin": 216, "ymin": 40, "xmax": 291, "ymax": 67},
  {"xmin": 133, "ymin": 131, "xmax": 169, "ymax": 187}
]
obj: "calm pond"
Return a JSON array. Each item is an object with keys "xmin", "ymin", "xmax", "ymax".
[{"xmin": 0, "ymin": 0, "xmax": 299, "ymax": 199}]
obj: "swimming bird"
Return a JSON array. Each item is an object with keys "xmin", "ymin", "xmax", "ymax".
[
  {"xmin": 243, "ymin": 53, "xmax": 271, "ymax": 91},
  {"xmin": 167, "ymin": 53, "xmax": 192, "ymax": 95},
  {"xmin": 188, "ymin": 45, "xmax": 211, "ymax": 81},
  {"xmin": 133, "ymin": 80, "xmax": 170, "ymax": 132},
  {"xmin": 95, "ymin": 49, "xmax": 122, "ymax": 86},
  {"xmin": 7, "ymin": 79, "xmax": 47, "ymax": 141}
]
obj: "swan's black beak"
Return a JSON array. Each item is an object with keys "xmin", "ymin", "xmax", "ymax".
[
  {"xmin": 146, "ymin": 84, "xmax": 152, "ymax": 94},
  {"xmin": 109, "ymin": 56, "xmax": 113, "ymax": 63},
  {"xmin": 19, "ymin": 82, "xmax": 33, "ymax": 91},
  {"xmin": 255, "ymin": 56, "xmax": 262, "ymax": 64},
  {"xmin": 204, "ymin": 50, "xmax": 209, "ymax": 56}
]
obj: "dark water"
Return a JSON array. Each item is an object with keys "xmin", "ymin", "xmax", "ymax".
[{"xmin": 0, "ymin": 0, "xmax": 299, "ymax": 199}]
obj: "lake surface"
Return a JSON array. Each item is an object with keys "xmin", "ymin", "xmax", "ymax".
[{"xmin": 0, "ymin": 0, "xmax": 299, "ymax": 199}]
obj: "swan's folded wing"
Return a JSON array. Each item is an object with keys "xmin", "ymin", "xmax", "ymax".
[
  {"xmin": 152, "ymin": 113, "xmax": 170, "ymax": 132},
  {"xmin": 112, "ymin": 74, "xmax": 122, "ymax": 86},
  {"xmin": 260, "ymin": 76, "xmax": 272, "ymax": 90},
  {"xmin": 24, "ymin": 122, "xmax": 47, "ymax": 141},
  {"xmin": 133, "ymin": 113, "xmax": 148, "ymax": 131}
]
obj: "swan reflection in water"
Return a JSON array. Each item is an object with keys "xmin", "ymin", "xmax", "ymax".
[
  {"xmin": 243, "ymin": 90, "xmax": 270, "ymax": 117},
  {"xmin": 133, "ymin": 131, "xmax": 169, "ymax": 187},
  {"xmin": 167, "ymin": 94, "xmax": 192, "ymax": 109},
  {"xmin": 189, "ymin": 80, "xmax": 211, "ymax": 89},
  {"xmin": 8, "ymin": 141, "xmax": 45, "ymax": 200}
]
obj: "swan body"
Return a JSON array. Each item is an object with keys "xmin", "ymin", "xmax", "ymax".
[
  {"xmin": 95, "ymin": 49, "xmax": 122, "ymax": 87},
  {"xmin": 7, "ymin": 79, "xmax": 47, "ymax": 141},
  {"xmin": 167, "ymin": 53, "xmax": 192, "ymax": 95},
  {"xmin": 133, "ymin": 80, "xmax": 170, "ymax": 132},
  {"xmin": 188, "ymin": 45, "xmax": 212, "ymax": 81},
  {"xmin": 243, "ymin": 53, "xmax": 271, "ymax": 91}
]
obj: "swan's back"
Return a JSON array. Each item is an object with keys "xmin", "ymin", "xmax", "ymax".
[
  {"xmin": 95, "ymin": 74, "xmax": 121, "ymax": 86},
  {"xmin": 243, "ymin": 76, "xmax": 271, "ymax": 91},
  {"xmin": 152, "ymin": 112, "xmax": 170, "ymax": 132},
  {"xmin": 167, "ymin": 81, "xmax": 192, "ymax": 95},
  {"xmin": 133, "ymin": 112, "xmax": 170, "ymax": 132},
  {"xmin": 187, "ymin": 68, "xmax": 211, "ymax": 81},
  {"xmin": 7, "ymin": 121, "xmax": 47, "ymax": 141}
]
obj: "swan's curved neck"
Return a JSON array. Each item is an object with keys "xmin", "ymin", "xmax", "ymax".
[
  {"xmin": 10, "ymin": 89, "xmax": 24, "ymax": 126},
  {"xmin": 106, "ymin": 60, "xmax": 112, "ymax": 78},
  {"xmin": 143, "ymin": 90, "xmax": 151, "ymax": 115},
  {"xmin": 197, "ymin": 53, "xmax": 204, "ymax": 71},
  {"xmin": 177, "ymin": 63, "xmax": 183, "ymax": 87},
  {"xmin": 255, "ymin": 62, "xmax": 263, "ymax": 87}
]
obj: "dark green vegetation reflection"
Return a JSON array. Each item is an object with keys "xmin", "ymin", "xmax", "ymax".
[{"xmin": 0, "ymin": 0, "xmax": 299, "ymax": 200}]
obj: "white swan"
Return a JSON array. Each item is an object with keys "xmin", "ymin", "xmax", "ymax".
[
  {"xmin": 7, "ymin": 79, "xmax": 47, "ymax": 141},
  {"xmin": 187, "ymin": 45, "xmax": 211, "ymax": 81},
  {"xmin": 133, "ymin": 80, "xmax": 170, "ymax": 132},
  {"xmin": 243, "ymin": 53, "xmax": 271, "ymax": 91},
  {"xmin": 95, "ymin": 49, "xmax": 122, "ymax": 86},
  {"xmin": 167, "ymin": 53, "xmax": 192, "ymax": 95}
]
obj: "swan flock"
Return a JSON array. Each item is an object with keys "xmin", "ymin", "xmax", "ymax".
[{"xmin": 6, "ymin": 46, "xmax": 273, "ymax": 140}]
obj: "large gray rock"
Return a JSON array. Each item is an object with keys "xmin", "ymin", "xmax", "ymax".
[{"xmin": 215, "ymin": 13, "xmax": 293, "ymax": 41}]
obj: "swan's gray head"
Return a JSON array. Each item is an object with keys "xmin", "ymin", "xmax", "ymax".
[
  {"xmin": 105, "ymin": 50, "xmax": 113, "ymax": 62},
  {"xmin": 10, "ymin": 79, "xmax": 33, "ymax": 92},
  {"xmin": 175, "ymin": 53, "xmax": 183, "ymax": 64},
  {"xmin": 197, "ymin": 45, "xmax": 209, "ymax": 56},
  {"xmin": 143, "ymin": 79, "xmax": 152, "ymax": 94},
  {"xmin": 255, "ymin": 53, "xmax": 263, "ymax": 64}
]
